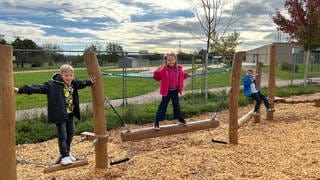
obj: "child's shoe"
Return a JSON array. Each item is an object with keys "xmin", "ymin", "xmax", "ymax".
[
  {"xmin": 266, "ymin": 108, "xmax": 275, "ymax": 112},
  {"xmin": 154, "ymin": 121, "xmax": 160, "ymax": 130},
  {"xmin": 178, "ymin": 118, "xmax": 188, "ymax": 126},
  {"xmin": 69, "ymin": 153, "xmax": 76, "ymax": 162},
  {"xmin": 60, "ymin": 156, "xmax": 72, "ymax": 165},
  {"xmin": 252, "ymin": 111, "xmax": 261, "ymax": 116}
]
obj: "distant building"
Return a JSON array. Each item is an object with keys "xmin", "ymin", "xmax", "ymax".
[
  {"xmin": 119, "ymin": 57, "xmax": 137, "ymax": 68},
  {"xmin": 245, "ymin": 42, "xmax": 299, "ymax": 65}
]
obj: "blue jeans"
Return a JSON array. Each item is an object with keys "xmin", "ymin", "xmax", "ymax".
[
  {"xmin": 155, "ymin": 89, "xmax": 183, "ymax": 122},
  {"xmin": 55, "ymin": 114, "xmax": 75, "ymax": 158}
]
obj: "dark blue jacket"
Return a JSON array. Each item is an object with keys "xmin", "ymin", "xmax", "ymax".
[
  {"xmin": 243, "ymin": 75, "xmax": 259, "ymax": 97},
  {"xmin": 18, "ymin": 73, "xmax": 92, "ymax": 124}
]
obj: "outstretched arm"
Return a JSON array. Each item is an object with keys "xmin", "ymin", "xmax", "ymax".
[{"xmin": 16, "ymin": 83, "xmax": 49, "ymax": 95}]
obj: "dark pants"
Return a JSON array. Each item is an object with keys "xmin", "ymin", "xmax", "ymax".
[
  {"xmin": 155, "ymin": 89, "xmax": 183, "ymax": 122},
  {"xmin": 251, "ymin": 91, "xmax": 271, "ymax": 112},
  {"xmin": 55, "ymin": 114, "xmax": 75, "ymax": 158}
]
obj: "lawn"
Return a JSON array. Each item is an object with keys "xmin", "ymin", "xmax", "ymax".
[{"xmin": 14, "ymin": 69, "xmax": 158, "ymax": 109}]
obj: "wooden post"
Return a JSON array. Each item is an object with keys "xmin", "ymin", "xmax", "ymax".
[
  {"xmin": 83, "ymin": 52, "xmax": 108, "ymax": 168},
  {"xmin": 0, "ymin": 45, "xmax": 16, "ymax": 180},
  {"xmin": 254, "ymin": 65, "xmax": 262, "ymax": 123},
  {"xmin": 267, "ymin": 45, "xmax": 276, "ymax": 120},
  {"xmin": 229, "ymin": 52, "xmax": 243, "ymax": 144}
]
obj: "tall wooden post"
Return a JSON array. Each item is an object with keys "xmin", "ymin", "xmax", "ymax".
[
  {"xmin": 267, "ymin": 45, "xmax": 276, "ymax": 120},
  {"xmin": 229, "ymin": 52, "xmax": 243, "ymax": 144},
  {"xmin": 0, "ymin": 45, "xmax": 16, "ymax": 179},
  {"xmin": 83, "ymin": 52, "xmax": 108, "ymax": 168},
  {"xmin": 254, "ymin": 65, "xmax": 262, "ymax": 123}
]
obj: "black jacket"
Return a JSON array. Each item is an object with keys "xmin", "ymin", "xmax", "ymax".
[{"xmin": 18, "ymin": 73, "xmax": 92, "ymax": 124}]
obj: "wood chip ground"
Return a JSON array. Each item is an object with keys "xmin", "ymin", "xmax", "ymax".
[{"xmin": 16, "ymin": 93, "xmax": 320, "ymax": 179}]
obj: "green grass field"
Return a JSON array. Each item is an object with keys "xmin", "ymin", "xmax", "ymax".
[{"xmin": 14, "ymin": 69, "xmax": 159, "ymax": 109}]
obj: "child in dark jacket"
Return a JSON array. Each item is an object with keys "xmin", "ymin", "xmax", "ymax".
[
  {"xmin": 153, "ymin": 53, "xmax": 191, "ymax": 129},
  {"xmin": 14, "ymin": 64, "xmax": 96, "ymax": 165},
  {"xmin": 243, "ymin": 69, "xmax": 275, "ymax": 115}
]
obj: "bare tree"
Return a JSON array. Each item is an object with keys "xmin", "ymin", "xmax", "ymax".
[{"xmin": 191, "ymin": 0, "xmax": 236, "ymax": 99}]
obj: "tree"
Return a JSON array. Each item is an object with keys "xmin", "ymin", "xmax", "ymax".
[
  {"xmin": 273, "ymin": 0, "xmax": 320, "ymax": 86},
  {"xmin": 0, "ymin": 39, "xmax": 7, "ymax": 45},
  {"xmin": 42, "ymin": 43, "xmax": 65, "ymax": 65},
  {"xmin": 11, "ymin": 37, "xmax": 40, "ymax": 68},
  {"xmin": 106, "ymin": 42, "xmax": 124, "ymax": 63},
  {"xmin": 191, "ymin": 0, "xmax": 236, "ymax": 99},
  {"xmin": 211, "ymin": 31, "xmax": 241, "ymax": 64}
]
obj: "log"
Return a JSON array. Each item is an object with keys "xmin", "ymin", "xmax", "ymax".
[
  {"xmin": 121, "ymin": 119, "xmax": 219, "ymax": 142},
  {"xmin": 238, "ymin": 110, "xmax": 254, "ymax": 128},
  {"xmin": 43, "ymin": 159, "xmax": 88, "ymax": 173}
]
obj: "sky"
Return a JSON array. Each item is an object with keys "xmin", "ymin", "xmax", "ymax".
[{"xmin": 0, "ymin": 0, "xmax": 289, "ymax": 54}]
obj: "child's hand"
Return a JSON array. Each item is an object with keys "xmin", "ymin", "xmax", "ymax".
[
  {"xmin": 14, "ymin": 87, "xmax": 19, "ymax": 93},
  {"xmin": 156, "ymin": 65, "xmax": 163, "ymax": 72},
  {"xmin": 188, "ymin": 73, "xmax": 192, "ymax": 77},
  {"xmin": 89, "ymin": 75, "xmax": 96, "ymax": 84}
]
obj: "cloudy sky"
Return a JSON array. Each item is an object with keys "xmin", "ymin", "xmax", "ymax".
[{"xmin": 0, "ymin": 0, "xmax": 288, "ymax": 53}]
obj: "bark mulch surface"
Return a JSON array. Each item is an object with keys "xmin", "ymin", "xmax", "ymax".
[{"xmin": 17, "ymin": 93, "xmax": 320, "ymax": 179}]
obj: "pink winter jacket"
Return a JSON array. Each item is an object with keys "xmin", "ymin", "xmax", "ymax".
[{"xmin": 153, "ymin": 65, "xmax": 188, "ymax": 96}]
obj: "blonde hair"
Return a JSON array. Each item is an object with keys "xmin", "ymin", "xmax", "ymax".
[
  {"xmin": 60, "ymin": 64, "xmax": 74, "ymax": 74},
  {"xmin": 164, "ymin": 52, "xmax": 178, "ymax": 67}
]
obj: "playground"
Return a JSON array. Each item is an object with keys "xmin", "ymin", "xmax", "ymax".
[
  {"xmin": 1, "ymin": 45, "xmax": 319, "ymax": 179},
  {"xmin": 16, "ymin": 93, "xmax": 320, "ymax": 179}
]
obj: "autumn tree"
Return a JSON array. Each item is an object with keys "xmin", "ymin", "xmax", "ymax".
[{"xmin": 273, "ymin": 0, "xmax": 320, "ymax": 85}]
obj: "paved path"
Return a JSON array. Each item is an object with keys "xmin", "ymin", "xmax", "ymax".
[{"xmin": 15, "ymin": 65, "xmax": 305, "ymax": 121}]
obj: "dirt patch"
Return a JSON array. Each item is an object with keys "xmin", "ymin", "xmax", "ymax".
[{"xmin": 16, "ymin": 93, "xmax": 320, "ymax": 179}]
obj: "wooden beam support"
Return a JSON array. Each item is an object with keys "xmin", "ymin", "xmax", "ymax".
[
  {"xmin": 254, "ymin": 65, "xmax": 262, "ymax": 123},
  {"xmin": 267, "ymin": 45, "xmax": 276, "ymax": 120},
  {"xmin": 84, "ymin": 52, "xmax": 108, "ymax": 168},
  {"xmin": 0, "ymin": 45, "xmax": 16, "ymax": 180},
  {"xmin": 238, "ymin": 110, "xmax": 254, "ymax": 128},
  {"xmin": 228, "ymin": 52, "xmax": 244, "ymax": 145},
  {"xmin": 43, "ymin": 159, "xmax": 88, "ymax": 173},
  {"xmin": 121, "ymin": 119, "xmax": 219, "ymax": 142}
]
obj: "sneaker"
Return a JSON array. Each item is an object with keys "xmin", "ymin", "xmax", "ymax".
[
  {"xmin": 154, "ymin": 121, "xmax": 160, "ymax": 130},
  {"xmin": 69, "ymin": 153, "xmax": 76, "ymax": 162},
  {"xmin": 266, "ymin": 108, "xmax": 275, "ymax": 112},
  {"xmin": 178, "ymin": 118, "xmax": 188, "ymax": 126},
  {"xmin": 60, "ymin": 156, "xmax": 72, "ymax": 165},
  {"xmin": 252, "ymin": 111, "xmax": 261, "ymax": 115}
]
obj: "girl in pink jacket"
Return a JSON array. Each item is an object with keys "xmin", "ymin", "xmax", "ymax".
[{"xmin": 153, "ymin": 53, "xmax": 191, "ymax": 129}]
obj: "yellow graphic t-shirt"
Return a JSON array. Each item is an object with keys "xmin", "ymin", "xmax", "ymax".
[{"xmin": 64, "ymin": 83, "xmax": 74, "ymax": 114}]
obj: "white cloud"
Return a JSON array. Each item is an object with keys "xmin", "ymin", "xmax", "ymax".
[{"xmin": 0, "ymin": 0, "xmax": 286, "ymax": 53}]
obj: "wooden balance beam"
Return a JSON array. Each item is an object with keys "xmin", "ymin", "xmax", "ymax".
[
  {"xmin": 120, "ymin": 119, "xmax": 219, "ymax": 142},
  {"xmin": 43, "ymin": 159, "xmax": 88, "ymax": 173},
  {"xmin": 274, "ymin": 96, "xmax": 320, "ymax": 105},
  {"xmin": 238, "ymin": 109, "xmax": 254, "ymax": 128}
]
